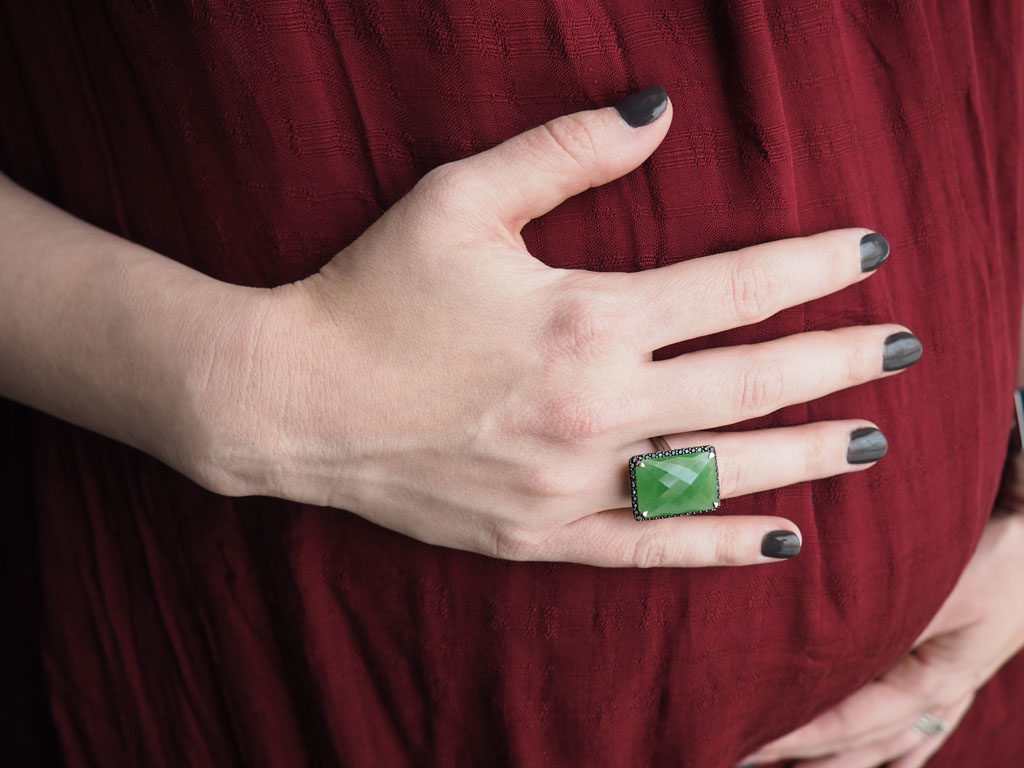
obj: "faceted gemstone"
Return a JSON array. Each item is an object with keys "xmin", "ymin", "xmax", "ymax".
[{"xmin": 632, "ymin": 448, "xmax": 719, "ymax": 519}]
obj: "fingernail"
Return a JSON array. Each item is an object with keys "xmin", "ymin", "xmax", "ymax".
[
  {"xmin": 847, "ymin": 427, "xmax": 888, "ymax": 464},
  {"xmin": 860, "ymin": 232, "xmax": 890, "ymax": 272},
  {"xmin": 761, "ymin": 530, "xmax": 801, "ymax": 559},
  {"xmin": 614, "ymin": 85, "xmax": 669, "ymax": 128},
  {"xmin": 882, "ymin": 331, "xmax": 923, "ymax": 372}
]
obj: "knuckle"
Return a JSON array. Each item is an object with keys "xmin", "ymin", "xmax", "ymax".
[
  {"xmin": 515, "ymin": 459, "xmax": 587, "ymax": 501},
  {"xmin": 630, "ymin": 532, "xmax": 671, "ymax": 569},
  {"xmin": 489, "ymin": 521, "xmax": 538, "ymax": 562},
  {"xmin": 717, "ymin": 455, "xmax": 747, "ymax": 497},
  {"xmin": 842, "ymin": 332, "xmax": 871, "ymax": 386},
  {"xmin": 917, "ymin": 671, "xmax": 952, "ymax": 706},
  {"xmin": 736, "ymin": 356, "xmax": 786, "ymax": 417},
  {"xmin": 928, "ymin": 670, "xmax": 970, "ymax": 708},
  {"xmin": 803, "ymin": 425, "xmax": 835, "ymax": 478},
  {"xmin": 546, "ymin": 284, "xmax": 621, "ymax": 361},
  {"xmin": 536, "ymin": 391, "xmax": 613, "ymax": 443},
  {"xmin": 540, "ymin": 115, "xmax": 600, "ymax": 180},
  {"xmin": 892, "ymin": 657, "xmax": 961, "ymax": 708},
  {"xmin": 815, "ymin": 230, "xmax": 853, "ymax": 270},
  {"xmin": 728, "ymin": 253, "xmax": 778, "ymax": 324},
  {"xmin": 416, "ymin": 162, "xmax": 476, "ymax": 213},
  {"xmin": 711, "ymin": 522, "xmax": 747, "ymax": 565}
]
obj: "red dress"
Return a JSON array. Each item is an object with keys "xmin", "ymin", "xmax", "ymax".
[{"xmin": 2, "ymin": 2, "xmax": 1023, "ymax": 766}]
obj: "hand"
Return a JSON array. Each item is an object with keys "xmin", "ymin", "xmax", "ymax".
[
  {"xmin": 740, "ymin": 453, "xmax": 1024, "ymax": 766},
  {"xmin": 199, "ymin": 87, "xmax": 919, "ymax": 567}
]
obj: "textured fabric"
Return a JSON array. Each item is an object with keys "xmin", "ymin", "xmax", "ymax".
[{"xmin": 2, "ymin": 1, "xmax": 1024, "ymax": 766}]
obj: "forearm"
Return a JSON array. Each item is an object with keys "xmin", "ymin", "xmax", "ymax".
[{"xmin": 0, "ymin": 171, "xmax": 262, "ymax": 482}]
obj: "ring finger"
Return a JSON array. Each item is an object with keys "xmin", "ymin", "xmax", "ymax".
[
  {"xmin": 796, "ymin": 695, "xmax": 972, "ymax": 768},
  {"xmin": 585, "ymin": 419, "xmax": 889, "ymax": 513},
  {"xmin": 889, "ymin": 694, "xmax": 973, "ymax": 768}
]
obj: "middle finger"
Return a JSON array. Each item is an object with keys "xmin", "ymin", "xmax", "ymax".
[{"xmin": 625, "ymin": 323, "xmax": 921, "ymax": 441}]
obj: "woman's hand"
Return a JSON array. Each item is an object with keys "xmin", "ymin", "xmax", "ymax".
[
  {"xmin": 739, "ymin": 453, "xmax": 1024, "ymax": 766},
  {"xmin": 194, "ymin": 87, "xmax": 920, "ymax": 568}
]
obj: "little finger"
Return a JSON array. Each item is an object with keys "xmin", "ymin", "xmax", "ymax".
[{"xmin": 534, "ymin": 509, "xmax": 802, "ymax": 568}]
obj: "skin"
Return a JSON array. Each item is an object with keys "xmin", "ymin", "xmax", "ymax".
[
  {"xmin": 1, "ymin": 95, "xmax": 912, "ymax": 568},
  {"xmin": 6, "ymin": 82, "xmax": 1019, "ymax": 761},
  {"xmin": 740, "ymin": 454, "xmax": 1024, "ymax": 767}
]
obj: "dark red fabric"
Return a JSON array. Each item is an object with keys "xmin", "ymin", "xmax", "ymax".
[{"xmin": 2, "ymin": 2, "xmax": 1023, "ymax": 766}]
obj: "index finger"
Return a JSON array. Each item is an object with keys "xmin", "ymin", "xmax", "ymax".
[{"xmin": 613, "ymin": 228, "xmax": 888, "ymax": 351}]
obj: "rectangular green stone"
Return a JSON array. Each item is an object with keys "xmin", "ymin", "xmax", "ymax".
[{"xmin": 630, "ymin": 446, "xmax": 720, "ymax": 520}]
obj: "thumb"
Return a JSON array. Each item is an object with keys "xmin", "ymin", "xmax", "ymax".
[{"xmin": 439, "ymin": 85, "xmax": 672, "ymax": 233}]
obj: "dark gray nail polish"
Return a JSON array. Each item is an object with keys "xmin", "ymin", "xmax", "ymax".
[
  {"xmin": 614, "ymin": 85, "xmax": 669, "ymax": 128},
  {"xmin": 882, "ymin": 331, "xmax": 923, "ymax": 372},
  {"xmin": 860, "ymin": 232, "xmax": 890, "ymax": 272},
  {"xmin": 761, "ymin": 530, "xmax": 801, "ymax": 559},
  {"xmin": 847, "ymin": 427, "xmax": 888, "ymax": 464}
]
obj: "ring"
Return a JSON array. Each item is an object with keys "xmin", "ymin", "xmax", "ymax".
[
  {"xmin": 629, "ymin": 436, "xmax": 721, "ymax": 521},
  {"xmin": 913, "ymin": 713, "xmax": 950, "ymax": 737}
]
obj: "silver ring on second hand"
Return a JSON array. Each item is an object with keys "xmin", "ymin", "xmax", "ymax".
[
  {"xmin": 913, "ymin": 713, "xmax": 951, "ymax": 737},
  {"xmin": 628, "ymin": 435, "xmax": 722, "ymax": 521}
]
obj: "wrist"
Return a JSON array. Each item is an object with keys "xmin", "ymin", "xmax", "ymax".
[
  {"xmin": 97, "ymin": 255, "xmax": 269, "ymax": 492},
  {"xmin": 186, "ymin": 277, "xmax": 364, "ymax": 508},
  {"xmin": 177, "ymin": 278, "xmax": 287, "ymax": 497},
  {"xmin": 0, "ymin": 171, "xmax": 311, "ymax": 497}
]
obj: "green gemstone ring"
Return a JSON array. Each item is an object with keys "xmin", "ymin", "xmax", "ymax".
[{"xmin": 629, "ymin": 437, "xmax": 721, "ymax": 521}]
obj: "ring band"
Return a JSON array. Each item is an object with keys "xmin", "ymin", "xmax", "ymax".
[
  {"xmin": 649, "ymin": 435, "xmax": 671, "ymax": 452},
  {"xmin": 913, "ymin": 713, "xmax": 950, "ymax": 737},
  {"xmin": 629, "ymin": 435, "xmax": 721, "ymax": 521}
]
